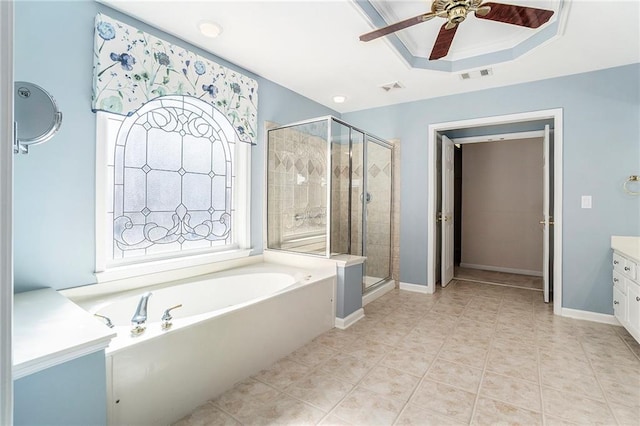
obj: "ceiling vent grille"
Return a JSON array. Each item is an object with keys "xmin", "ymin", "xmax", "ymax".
[
  {"xmin": 380, "ymin": 81, "xmax": 404, "ymax": 92},
  {"xmin": 459, "ymin": 68, "xmax": 493, "ymax": 80}
]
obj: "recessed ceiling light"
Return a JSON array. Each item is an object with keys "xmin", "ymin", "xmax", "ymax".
[
  {"xmin": 333, "ymin": 95, "xmax": 347, "ymax": 104},
  {"xmin": 198, "ymin": 21, "xmax": 223, "ymax": 38}
]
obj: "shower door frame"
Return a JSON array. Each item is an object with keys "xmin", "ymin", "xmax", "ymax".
[{"xmin": 361, "ymin": 133, "xmax": 394, "ymax": 294}]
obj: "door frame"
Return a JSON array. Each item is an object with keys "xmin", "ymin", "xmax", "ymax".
[
  {"xmin": 427, "ymin": 109, "xmax": 563, "ymax": 315},
  {"xmin": 0, "ymin": 0, "xmax": 14, "ymax": 423}
]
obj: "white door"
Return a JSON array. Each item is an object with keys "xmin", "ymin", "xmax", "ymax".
[
  {"xmin": 441, "ymin": 135, "xmax": 455, "ymax": 287},
  {"xmin": 542, "ymin": 125, "xmax": 550, "ymax": 303}
]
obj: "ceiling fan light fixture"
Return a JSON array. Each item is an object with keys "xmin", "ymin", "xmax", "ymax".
[{"xmin": 198, "ymin": 21, "xmax": 223, "ymax": 38}]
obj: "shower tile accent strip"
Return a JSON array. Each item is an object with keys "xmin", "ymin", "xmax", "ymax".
[{"xmin": 174, "ymin": 280, "xmax": 640, "ymax": 426}]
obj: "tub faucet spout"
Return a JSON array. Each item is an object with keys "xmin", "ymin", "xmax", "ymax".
[{"xmin": 131, "ymin": 292, "xmax": 152, "ymax": 329}]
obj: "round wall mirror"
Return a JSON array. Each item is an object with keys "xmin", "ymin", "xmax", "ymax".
[{"xmin": 14, "ymin": 81, "xmax": 62, "ymax": 152}]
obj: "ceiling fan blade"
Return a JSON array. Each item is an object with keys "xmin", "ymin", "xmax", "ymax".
[
  {"xmin": 360, "ymin": 12, "xmax": 435, "ymax": 42},
  {"xmin": 429, "ymin": 23, "xmax": 459, "ymax": 60},
  {"xmin": 475, "ymin": 2, "xmax": 554, "ymax": 28}
]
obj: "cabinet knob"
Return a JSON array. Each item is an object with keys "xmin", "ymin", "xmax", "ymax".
[
  {"xmin": 613, "ymin": 278, "xmax": 619, "ymax": 283},
  {"xmin": 636, "ymin": 297, "xmax": 640, "ymax": 302},
  {"xmin": 614, "ymin": 260, "xmax": 619, "ymax": 265},
  {"xmin": 613, "ymin": 300, "xmax": 619, "ymax": 305},
  {"xmin": 624, "ymin": 266, "xmax": 630, "ymax": 271}
]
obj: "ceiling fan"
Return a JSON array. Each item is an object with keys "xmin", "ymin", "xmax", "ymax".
[{"xmin": 360, "ymin": 0, "xmax": 554, "ymax": 60}]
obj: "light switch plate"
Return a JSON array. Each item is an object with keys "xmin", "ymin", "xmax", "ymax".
[{"xmin": 581, "ymin": 195, "xmax": 592, "ymax": 209}]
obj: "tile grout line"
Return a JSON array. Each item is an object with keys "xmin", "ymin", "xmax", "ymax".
[
  {"xmin": 317, "ymin": 294, "xmax": 433, "ymax": 425},
  {"xmin": 535, "ymin": 301, "xmax": 547, "ymax": 426},
  {"xmin": 577, "ymin": 336, "xmax": 624, "ymax": 426},
  {"xmin": 467, "ymin": 292, "xmax": 508, "ymax": 425}
]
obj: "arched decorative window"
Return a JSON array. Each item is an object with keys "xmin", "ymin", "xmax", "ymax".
[
  {"xmin": 96, "ymin": 95, "xmax": 251, "ymax": 277},
  {"xmin": 112, "ymin": 95, "xmax": 234, "ymax": 258}
]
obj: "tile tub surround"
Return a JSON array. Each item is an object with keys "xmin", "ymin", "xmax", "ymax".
[{"xmin": 175, "ymin": 281, "xmax": 640, "ymax": 426}]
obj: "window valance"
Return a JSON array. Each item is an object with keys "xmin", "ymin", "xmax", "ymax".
[{"xmin": 92, "ymin": 14, "xmax": 258, "ymax": 144}]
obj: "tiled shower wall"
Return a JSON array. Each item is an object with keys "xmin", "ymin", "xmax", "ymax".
[
  {"xmin": 363, "ymin": 141, "xmax": 393, "ymax": 281},
  {"xmin": 330, "ymin": 142, "xmax": 350, "ymax": 254},
  {"xmin": 267, "ymin": 125, "xmax": 327, "ymax": 252}
]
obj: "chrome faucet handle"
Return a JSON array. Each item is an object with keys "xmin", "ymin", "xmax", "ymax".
[
  {"xmin": 94, "ymin": 313, "xmax": 114, "ymax": 329},
  {"xmin": 161, "ymin": 304, "xmax": 183, "ymax": 330}
]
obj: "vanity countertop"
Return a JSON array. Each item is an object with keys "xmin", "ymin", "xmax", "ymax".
[
  {"xmin": 13, "ymin": 288, "xmax": 115, "ymax": 379},
  {"xmin": 611, "ymin": 236, "xmax": 640, "ymax": 263}
]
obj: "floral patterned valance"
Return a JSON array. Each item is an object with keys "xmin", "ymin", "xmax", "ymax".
[{"xmin": 92, "ymin": 14, "xmax": 258, "ymax": 144}]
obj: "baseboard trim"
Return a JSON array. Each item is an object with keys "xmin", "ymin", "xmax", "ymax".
[
  {"xmin": 362, "ymin": 280, "xmax": 395, "ymax": 306},
  {"xmin": 561, "ymin": 308, "xmax": 620, "ymax": 326},
  {"xmin": 399, "ymin": 282, "xmax": 430, "ymax": 294},
  {"xmin": 335, "ymin": 308, "xmax": 364, "ymax": 330},
  {"xmin": 459, "ymin": 263, "xmax": 542, "ymax": 277}
]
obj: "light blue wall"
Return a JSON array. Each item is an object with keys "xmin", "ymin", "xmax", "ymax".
[
  {"xmin": 14, "ymin": 351, "xmax": 107, "ymax": 425},
  {"xmin": 336, "ymin": 263, "xmax": 364, "ymax": 319},
  {"xmin": 344, "ymin": 63, "xmax": 640, "ymax": 315},
  {"xmin": 13, "ymin": 0, "xmax": 338, "ymax": 293}
]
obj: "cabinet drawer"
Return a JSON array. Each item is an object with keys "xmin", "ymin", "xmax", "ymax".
[
  {"xmin": 623, "ymin": 259, "xmax": 637, "ymax": 280},
  {"xmin": 613, "ymin": 285, "xmax": 628, "ymax": 324},
  {"xmin": 613, "ymin": 253, "xmax": 626, "ymax": 274},
  {"xmin": 613, "ymin": 270, "xmax": 626, "ymax": 294}
]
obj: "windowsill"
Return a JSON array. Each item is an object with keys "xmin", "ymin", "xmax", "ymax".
[{"xmin": 95, "ymin": 248, "xmax": 253, "ymax": 284}]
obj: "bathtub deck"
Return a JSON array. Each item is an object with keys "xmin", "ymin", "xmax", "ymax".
[{"xmin": 173, "ymin": 280, "xmax": 640, "ymax": 426}]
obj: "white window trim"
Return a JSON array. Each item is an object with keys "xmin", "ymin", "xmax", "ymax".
[{"xmin": 95, "ymin": 109, "xmax": 252, "ymax": 284}]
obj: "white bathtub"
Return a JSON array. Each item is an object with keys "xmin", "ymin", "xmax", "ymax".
[{"xmin": 88, "ymin": 263, "xmax": 335, "ymax": 425}]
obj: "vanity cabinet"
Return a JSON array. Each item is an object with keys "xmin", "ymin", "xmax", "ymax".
[{"xmin": 612, "ymin": 250, "xmax": 640, "ymax": 343}]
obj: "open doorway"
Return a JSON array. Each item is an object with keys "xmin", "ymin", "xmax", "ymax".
[
  {"xmin": 427, "ymin": 109, "xmax": 563, "ymax": 315},
  {"xmin": 445, "ymin": 133, "xmax": 549, "ymax": 296}
]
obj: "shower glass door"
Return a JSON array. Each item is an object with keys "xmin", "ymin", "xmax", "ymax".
[{"xmin": 363, "ymin": 136, "xmax": 392, "ymax": 291}]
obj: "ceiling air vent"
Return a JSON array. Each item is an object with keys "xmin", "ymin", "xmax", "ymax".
[
  {"xmin": 380, "ymin": 81, "xmax": 404, "ymax": 92},
  {"xmin": 459, "ymin": 68, "xmax": 493, "ymax": 80}
]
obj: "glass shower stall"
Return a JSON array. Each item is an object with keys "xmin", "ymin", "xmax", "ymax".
[{"xmin": 266, "ymin": 116, "xmax": 393, "ymax": 292}]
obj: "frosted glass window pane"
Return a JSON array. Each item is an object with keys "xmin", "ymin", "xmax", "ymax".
[
  {"xmin": 183, "ymin": 134, "xmax": 212, "ymax": 173},
  {"xmin": 182, "ymin": 239, "xmax": 212, "ymax": 250},
  {"xmin": 114, "ymin": 184, "xmax": 123, "ymax": 216},
  {"xmin": 182, "ymin": 173, "xmax": 211, "ymax": 210},
  {"xmin": 123, "ymin": 168, "xmax": 146, "ymax": 212},
  {"xmin": 146, "ymin": 170, "xmax": 182, "ymax": 211},
  {"xmin": 211, "ymin": 176, "xmax": 227, "ymax": 210},
  {"xmin": 147, "ymin": 128, "xmax": 182, "ymax": 171},
  {"xmin": 124, "ymin": 124, "xmax": 147, "ymax": 167},
  {"xmin": 146, "ymin": 241, "xmax": 181, "ymax": 254},
  {"xmin": 212, "ymin": 141, "xmax": 227, "ymax": 175},
  {"xmin": 114, "ymin": 146, "xmax": 124, "ymax": 185},
  {"xmin": 146, "ymin": 211, "xmax": 177, "ymax": 230}
]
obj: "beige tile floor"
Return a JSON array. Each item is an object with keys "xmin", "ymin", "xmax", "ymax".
[{"xmin": 175, "ymin": 280, "xmax": 640, "ymax": 426}]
